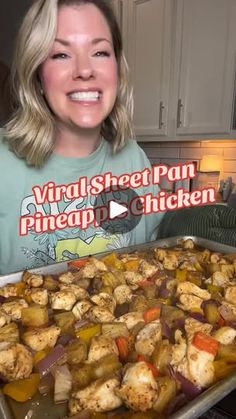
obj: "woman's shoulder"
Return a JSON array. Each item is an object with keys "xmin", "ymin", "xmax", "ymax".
[
  {"xmin": 113, "ymin": 139, "xmax": 151, "ymax": 168},
  {"xmin": 0, "ymin": 130, "xmax": 26, "ymax": 170}
]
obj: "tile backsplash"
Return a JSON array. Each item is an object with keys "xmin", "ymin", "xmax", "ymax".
[{"xmin": 139, "ymin": 140, "xmax": 236, "ymax": 184}]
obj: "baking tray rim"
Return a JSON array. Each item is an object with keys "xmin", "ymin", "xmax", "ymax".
[{"xmin": 0, "ymin": 235, "xmax": 236, "ymax": 419}]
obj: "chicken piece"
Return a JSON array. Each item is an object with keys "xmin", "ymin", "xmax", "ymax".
[
  {"xmin": 155, "ymin": 248, "xmax": 167, "ymax": 262},
  {"xmin": 1, "ymin": 299, "xmax": 28, "ymax": 320},
  {"xmin": 58, "ymin": 271, "xmax": 75, "ymax": 285},
  {"xmin": 113, "ymin": 285, "xmax": 133, "ymax": 305},
  {"xmin": 0, "ymin": 310, "xmax": 11, "ymax": 328},
  {"xmin": 22, "ymin": 325, "xmax": 61, "ymax": 351},
  {"xmin": 0, "ymin": 323, "xmax": 19, "ymax": 346},
  {"xmin": 59, "ymin": 284, "xmax": 89, "ymax": 300},
  {"xmin": 90, "ymin": 293, "xmax": 116, "ymax": 314},
  {"xmin": 219, "ymin": 301, "xmax": 236, "ymax": 321},
  {"xmin": 183, "ymin": 239, "xmax": 195, "ymax": 249},
  {"xmin": 22, "ymin": 271, "xmax": 43, "ymax": 288},
  {"xmin": 211, "ymin": 271, "xmax": 230, "ymax": 287},
  {"xmin": 220, "ymin": 264, "xmax": 235, "ymax": 279},
  {"xmin": 50, "ymin": 290, "xmax": 76, "ymax": 311},
  {"xmin": 177, "ymin": 294, "xmax": 204, "ymax": 313},
  {"xmin": 115, "ymin": 312, "xmax": 144, "ymax": 330},
  {"xmin": 135, "ymin": 320, "xmax": 162, "ymax": 357},
  {"xmin": 87, "ymin": 335, "xmax": 118, "ymax": 363},
  {"xmin": 179, "ymin": 261, "xmax": 197, "ymax": 271},
  {"xmin": 224, "ymin": 285, "xmax": 236, "ymax": 305},
  {"xmin": 163, "ymin": 253, "xmax": 179, "ymax": 270},
  {"xmin": 213, "ymin": 327, "xmax": 236, "ymax": 345},
  {"xmin": 0, "ymin": 284, "xmax": 18, "ymax": 298},
  {"xmin": 117, "ymin": 362, "xmax": 158, "ymax": 411},
  {"xmin": 170, "ymin": 330, "xmax": 187, "ymax": 367},
  {"xmin": 139, "ymin": 260, "xmax": 158, "ymax": 278},
  {"xmin": 184, "ymin": 318, "xmax": 213, "ymax": 343},
  {"xmin": 72, "ymin": 300, "xmax": 93, "ymax": 320},
  {"xmin": 124, "ymin": 271, "xmax": 144, "ymax": 290},
  {"xmin": 25, "ymin": 288, "xmax": 48, "ymax": 306},
  {"xmin": 187, "ymin": 344, "xmax": 215, "ymax": 388},
  {"xmin": 0, "ymin": 343, "xmax": 33, "ymax": 381},
  {"xmin": 210, "ymin": 253, "xmax": 221, "ymax": 263},
  {"xmin": 72, "ymin": 377, "xmax": 122, "ymax": 412},
  {"xmin": 177, "ymin": 281, "xmax": 210, "ymax": 300},
  {"xmin": 68, "ymin": 398, "xmax": 82, "ymax": 416},
  {"xmin": 80, "ymin": 258, "xmax": 108, "ymax": 279},
  {"xmin": 85, "ymin": 306, "xmax": 115, "ymax": 323}
]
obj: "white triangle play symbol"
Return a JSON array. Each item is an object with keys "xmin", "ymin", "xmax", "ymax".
[{"xmin": 109, "ymin": 200, "xmax": 128, "ymax": 219}]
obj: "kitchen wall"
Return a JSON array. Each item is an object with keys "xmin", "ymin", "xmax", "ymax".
[
  {"xmin": 0, "ymin": 0, "xmax": 31, "ymax": 66},
  {"xmin": 140, "ymin": 140, "xmax": 236, "ymax": 184}
]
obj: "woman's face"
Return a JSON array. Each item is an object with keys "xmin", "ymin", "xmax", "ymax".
[{"xmin": 40, "ymin": 4, "xmax": 118, "ymax": 132}]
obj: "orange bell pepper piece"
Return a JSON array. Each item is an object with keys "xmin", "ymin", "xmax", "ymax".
[
  {"xmin": 192, "ymin": 331, "xmax": 219, "ymax": 357},
  {"xmin": 116, "ymin": 336, "xmax": 129, "ymax": 361},
  {"xmin": 138, "ymin": 279, "xmax": 155, "ymax": 287},
  {"xmin": 137, "ymin": 355, "xmax": 160, "ymax": 378},
  {"xmin": 3, "ymin": 373, "xmax": 40, "ymax": 402},
  {"xmin": 68, "ymin": 258, "xmax": 89, "ymax": 269},
  {"xmin": 143, "ymin": 307, "xmax": 161, "ymax": 323}
]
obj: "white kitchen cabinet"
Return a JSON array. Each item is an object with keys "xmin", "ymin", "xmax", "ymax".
[
  {"xmin": 122, "ymin": 0, "xmax": 236, "ymax": 140},
  {"xmin": 125, "ymin": 0, "xmax": 172, "ymax": 137},
  {"xmin": 174, "ymin": 0, "xmax": 236, "ymax": 136},
  {"xmin": 109, "ymin": 0, "xmax": 129, "ymax": 59}
]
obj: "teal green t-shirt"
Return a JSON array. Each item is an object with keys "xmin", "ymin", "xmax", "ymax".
[{"xmin": 0, "ymin": 135, "xmax": 164, "ymax": 274}]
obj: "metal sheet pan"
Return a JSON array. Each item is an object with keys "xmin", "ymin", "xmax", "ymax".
[{"xmin": 0, "ymin": 236, "xmax": 236, "ymax": 419}]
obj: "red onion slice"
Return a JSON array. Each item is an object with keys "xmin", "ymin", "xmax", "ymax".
[
  {"xmin": 168, "ymin": 365, "xmax": 202, "ymax": 400},
  {"xmin": 38, "ymin": 373, "xmax": 54, "ymax": 395},
  {"xmin": 201, "ymin": 299, "xmax": 220, "ymax": 310},
  {"xmin": 189, "ymin": 312, "xmax": 208, "ymax": 323},
  {"xmin": 74, "ymin": 319, "xmax": 91, "ymax": 331},
  {"xmin": 57, "ymin": 334, "xmax": 75, "ymax": 346},
  {"xmin": 36, "ymin": 345, "xmax": 67, "ymax": 377}
]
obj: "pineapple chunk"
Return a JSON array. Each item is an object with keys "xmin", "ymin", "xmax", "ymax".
[{"xmin": 21, "ymin": 306, "xmax": 49, "ymax": 327}]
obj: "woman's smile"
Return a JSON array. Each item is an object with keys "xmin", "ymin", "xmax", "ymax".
[{"xmin": 40, "ymin": 4, "xmax": 118, "ymax": 134}]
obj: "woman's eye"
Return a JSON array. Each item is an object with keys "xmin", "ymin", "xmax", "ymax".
[
  {"xmin": 94, "ymin": 51, "xmax": 110, "ymax": 57},
  {"xmin": 51, "ymin": 53, "xmax": 69, "ymax": 60}
]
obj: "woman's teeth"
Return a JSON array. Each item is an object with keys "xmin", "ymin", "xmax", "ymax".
[{"xmin": 69, "ymin": 91, "xmax": 100, "ymax": 101}]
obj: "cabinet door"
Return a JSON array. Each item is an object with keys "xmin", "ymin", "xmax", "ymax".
[
  {"xmin": 126, "ymin": 0, "xmax": 172, "ymax": 136},
  {"xmin": 175, "ymin": 0, "xmax": 236, "ymax": 135}
]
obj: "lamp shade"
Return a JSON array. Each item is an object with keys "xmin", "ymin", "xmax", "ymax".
[{"xmin": 200, "ymin": 155, "xmax": 223, "ymax": 173}]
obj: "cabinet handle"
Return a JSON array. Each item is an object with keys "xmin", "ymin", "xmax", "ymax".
[
  {"xmin": 159, "ymin": 101, "xmax": 165, "ymax": 129},
  {"xmin": 177, "ymin": 99, "xmax": 184, "ymax": 128}
]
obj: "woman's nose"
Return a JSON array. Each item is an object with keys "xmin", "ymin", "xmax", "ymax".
[{"xmin": 72, "ymin": 55, "xmax": 94, "ymax": 80}]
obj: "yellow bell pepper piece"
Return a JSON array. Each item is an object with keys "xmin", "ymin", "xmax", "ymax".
[
  {"xmin": 3, "ymin": 373, "xmax": 40, "ymax": 402},
  {"xmin": 76, "ymin": 324, "xmax": 101, "ymax": 344},
  {"xmin": 191, "ymin": 307, "xmax": 204, "ymax": 314},
  {"xmin": 188, "ymin": 276, "xmax": 202, "ymax": 287},
  {"xmin": 102, "ymin": 252, "xmax": 124, "ymax": 270},
  {"xmin": 175, "ymin": 269, "xmax": 187, "ymax": 282},
  {"xmin": 15, "ymin": 282, "xmax": 26, "ymax": 297},
  {"xmin": 33, "ymin": 347, "xmax": 51, "ymax": 366},
  {"xmin": 194, "ymin": 262, "xmax": 204, "ymax": 272},
  {"xmin": 100, "ymin": 286, "xmax": 113, "ymax": 295},
  {"xmin": 207, "ymin": 284, "xmax": 223, "ymax": 294},
  {"xmin": 123, "ymin": 259, "xmax": 140, "ymax": 271},
  {"xmin": 213, "ymin": 360, "xmax": 236, "ymax": 381}
]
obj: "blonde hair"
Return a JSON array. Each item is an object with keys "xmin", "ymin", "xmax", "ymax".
[{"xmin": 5, "ymin": 0, "xmax": 134, "ymax": 167}]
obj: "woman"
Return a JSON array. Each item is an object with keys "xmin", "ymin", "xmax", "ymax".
[
  {"xmin": 0, "ymin": 0, "xmax": 164, "ymax": 274},
  {"xmin": 0, "ymin": 0, "xmax": 235, "ymax": 275}
]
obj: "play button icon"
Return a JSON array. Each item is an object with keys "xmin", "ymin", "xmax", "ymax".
[
  {"xmin": 109, "ymin": 201, "xmax": 128, "ymax": 219},
  {"xmin": 94, "ymin": 186, "xmax": 143, "ymax": 234}
]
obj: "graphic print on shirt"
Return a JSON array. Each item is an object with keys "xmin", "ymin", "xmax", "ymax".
[{"xmin": 20, "ymin": 191, "xmax": 131, "ymax": 269}]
